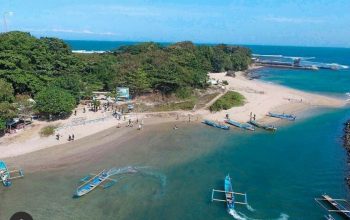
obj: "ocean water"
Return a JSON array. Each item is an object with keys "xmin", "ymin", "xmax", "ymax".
[{"xmin": 1, "ymin": 43, "xmax": 350, "ymax": 220}]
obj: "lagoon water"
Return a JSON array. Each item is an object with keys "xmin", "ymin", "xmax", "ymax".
[{"xmin": 1, "ymin": 44, "xmax": 350, "ymax": 220}]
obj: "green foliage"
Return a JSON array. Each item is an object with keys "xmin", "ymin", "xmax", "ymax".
[
  {"xmin": 151, "ymin": 100, "xmax": 196, "ymax": 111},
  {"xmin": 222, "ymin": 80, "xmax": 229, "ymax": 85},
  {"xmin": 39, "ymin": 125, "xmax": 57, "ymax": 137},
  {"xmin": 210, "ymin": 91, "xmax": 245, "ymax": 112},
  {"xmin": 0, "ymin": 101, "xmax": 17, "ymax": 120},
  {"xmin": 175, "ymin": 87, "xmax": 192, "ymax": 99},
  {"xmin": 35, "ymin": 87, "xmax": 75, "ymax": 117},
  {"xmin": 0, "ymin": 118, "xmax": 5, "ymax": 130},
  {"xmin": 0, "ymin": 79, "xmax": 14, "ymax": 102}
]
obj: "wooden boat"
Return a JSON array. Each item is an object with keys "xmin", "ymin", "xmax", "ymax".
[
  {"xmin": 249, "ymin": 120, "xmax": 277, "ymax": 131},
  {"xmin": 267, "ymin": 112, "xmax": 296, "ymax": 121},
  {"xmin": 74, "ymin": 170, "xmax": 110, "ymax": 197},
  {"xmin": 211, "ymin": 174, "xmax": 248, "ymax": 214},
  {"xmin": 315, "ymin": 194, "xmax": 350, "ymax": 219},
  {"xmin": 0, "ymin": 160, "xmax": 24, "ymax": 187},
  {"xmin": 225, "ymin": 119, "xmax": 254, "ymax": 131},
  {"xmin": 74, "ymin": 166, "xmax": 139, "ymax": 197},
  {"xmin": 224, "ymin": 174, "xmax": 235, "ymax": 212},
  {"xmin": 202, "ymin": 120, "xmax": 230, "ymax": 130}
]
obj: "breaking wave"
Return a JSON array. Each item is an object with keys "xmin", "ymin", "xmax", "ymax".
[
  {"xmin": 253, "ymin": 54, "xmax": 315, "ymax": 60},
  {"xmin": 228, "ymin": 209, "xmax": 289, "ymax": 220}
]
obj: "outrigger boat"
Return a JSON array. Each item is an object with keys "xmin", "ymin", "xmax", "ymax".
[
  {"xmin": 74, "ymin": 166, "xmax": 138, "ymax": 197},
  {"xmin": 315, "ymin": 194, "xmax": 350, "ymax": 219},
  {"xmin": 202, "ymin": 120, "xmax": 230, "ymax": 130},
  {"xmin": 267, "ymin": 112, "xmax": 296, "ymax": 121},
  {"xmin": 249, "ymin": 120, "xmax": 277, "ymax": 131},
  {"xmin": 224, "ymin": 119, "xmax": 254, "ymax": 131},
  {"xmin": 0, "ymin": 160, "xmax": 24, "ymax": 187},
  {"xmin": 211, "ymin": 174, "xmax": 248, "ymax": 214}
]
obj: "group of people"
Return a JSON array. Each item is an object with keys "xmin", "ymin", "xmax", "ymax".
[{"xmin": 55, "ymin": 133, "xmax": 75, "ymax": 141}]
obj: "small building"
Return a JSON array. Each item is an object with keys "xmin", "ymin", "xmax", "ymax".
[{"xmin": 116, "ymin": 87, "xmax": 130, "ymax": 101}]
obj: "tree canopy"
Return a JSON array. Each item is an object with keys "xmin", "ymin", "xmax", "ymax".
[
  {"xmin": 0, "ymin": 31, "xmax": 251, "ymax": 129},
  {"xmin": 35, "ymin": 87, "xmax": 76, "ymax": 117}
]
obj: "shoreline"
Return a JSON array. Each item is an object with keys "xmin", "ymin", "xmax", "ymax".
[{"xmin": 0, "ymin": 70, "xmax": 347, "ymax": 160}]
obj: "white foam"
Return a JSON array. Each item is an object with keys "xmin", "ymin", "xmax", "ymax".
[
  {"xmin": 72, "ymin": 50, "xmax": 107, "ymax": 54},
  {"xmin": 246, "ymin": 204, "xmax": 255, "ymax": 212},
  {"xmin": 277, "ymin": 213, "xmax": 289, "ymax": 220},
  {"xmin": 228, "ymin": 209, "xmax": 247, "ymax": 220}
]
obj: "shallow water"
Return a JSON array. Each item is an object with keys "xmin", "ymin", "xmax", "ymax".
[{"xmin": 1, "ymin": 107, "xmax": 349, "ymax": 220}]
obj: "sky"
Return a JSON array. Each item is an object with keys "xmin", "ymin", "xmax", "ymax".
[{"xmin": 0, "ymin": 0, "xmax": 350, "ymax": 47}]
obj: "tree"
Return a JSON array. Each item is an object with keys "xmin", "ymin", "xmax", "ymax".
[
  {"xmin": 92, "ymin": 99, "xmax": 100, "ymax": 112},
  {"xmin": 127, "ymin": 68, "xmax": 150, "ymax": 96},
  {"xmin": 35, "ymin": 87, "xmax": 75, "ymax": 117},
  {"xmin": 14, "ymin": 94, "xmax": 34, "ymax": 120},
  {"xmin": 0, "ymin": 79, "xmax": 14, "ymax": 102}
]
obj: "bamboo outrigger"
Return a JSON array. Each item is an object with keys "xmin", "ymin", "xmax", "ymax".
[
  {"xmin": 0, "ymin": 160, "xmax": 24, "ymax": 187},
  {"xmin": 211, "ymin": 174, "xmax": 248, "ymax": 214},
  {"xmin": 74, "ymin": 166, "xmax": 138, "ymax": 197},
  {"xmin": 315, "ymin": 194, "xmax": 350, "ymax": 219}
]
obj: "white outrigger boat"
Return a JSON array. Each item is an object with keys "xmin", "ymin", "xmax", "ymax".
[
  {"xmin": 211, "ymin": 174, "xmax": 248, "ymax": 214},
  {"xmin": 0, "ymin": 160, "xmax": 24, "ymax": 187},
  {"xmin": 74, "ymin": 166, "xmax": 138, "ymax": 197}
]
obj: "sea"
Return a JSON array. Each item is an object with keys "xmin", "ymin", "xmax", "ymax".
[{"xmin": 1, "ymin": 41, "xmax": 350, "ymax": 220}]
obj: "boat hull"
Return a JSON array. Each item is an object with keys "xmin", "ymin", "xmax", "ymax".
[
  {"xmin": 225, "ymin": 175, "xmax": 235, "ymax": 211},
  {"xmin": 202, "ymin": 120, "xmax": 230, "ymax": 130},
  {"xmin": 0, "ymin": 161, "xmax": 11, "ymax": 187},
  {"xmin": 268, "ymin": 112, "xmax": 296, "ymax": 121},
  {"xmin": 225, "ymin": 119, "xmax": 255, "ymax": 131}
]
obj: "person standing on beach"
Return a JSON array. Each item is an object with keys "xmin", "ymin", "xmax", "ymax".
[
  {"xmin": 56, "ymin": 133, "xmax": 60, "ymax": 140},
  {"xmin": 72, "ymin": 134, "xmax": 75, "ymax": 140},
  {"xmin": 68, "ymin": 135, "xmax": 71, "ymax": 141}
]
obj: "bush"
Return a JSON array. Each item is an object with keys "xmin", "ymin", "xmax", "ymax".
[
  {"xmin": 209, "ymin": 91, "xmax": 245, "ymax": 112},
  {"xmin": 175, "ymin": 87, "xmax": 192, "ymax": 99},
  {"xmin": 40, "ymin": 125, "xmax": 57, "ymax": 137},
  {"xmin": 222, "ymin": 80, "xmax": 229, "ymax": 85}
]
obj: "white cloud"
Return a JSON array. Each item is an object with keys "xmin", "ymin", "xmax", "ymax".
[
  {"xmin": 263, "ymin": 16, "xmax": 324, "ymax": 24},
  {"xmin": 21, "ymin": 28, "xmax": 117, "ymax": 36}
]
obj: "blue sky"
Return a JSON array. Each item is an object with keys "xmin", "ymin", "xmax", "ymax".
[{"xmin": 1, "ymin": 0, "xmax": 349, "ymax": 47}]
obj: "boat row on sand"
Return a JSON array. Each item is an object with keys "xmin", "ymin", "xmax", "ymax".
[
  {"xmin": 0, "ymin": 160, "xmax": 24, "ymax": 187},
  {"xmin": 203, "ymin": 118, "xmax": 276, "ymax": 132},
  {"xmin": 203, "ymin": 111, "xmax": 297, "ymax": 132}
]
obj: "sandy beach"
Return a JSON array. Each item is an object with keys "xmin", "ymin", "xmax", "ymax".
[{"xmin": 0, "ymin": 70, "xmax": 347, "ymax": 160}]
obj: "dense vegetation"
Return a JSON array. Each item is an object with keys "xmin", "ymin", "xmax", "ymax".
[
  {"xmin": 209, "ymin": 91, "xmax": 245, "ymax": 112},
  {"xmin": 0, "ymin": 31, "xmax": 251, "ymax": 130}
]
